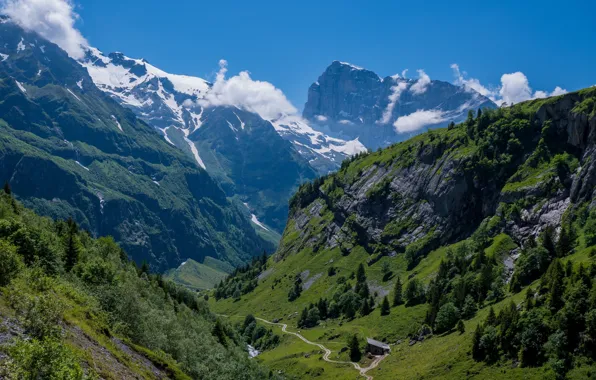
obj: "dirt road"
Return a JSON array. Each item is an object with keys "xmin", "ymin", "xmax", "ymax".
[{"xmin": 256, "ymin": 317, "xmax": 387, "ymax": 380}]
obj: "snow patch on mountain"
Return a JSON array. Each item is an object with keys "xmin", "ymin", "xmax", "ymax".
[
  {"xmin": 181, "ymin": 128, "xmax": 206, "ymax": 169},
  {"xmin": 0, "ymin": 53, "xmax": 8, "ymax": 61},
  {"xmin": 66, "ymin": 88, "xmax": 81, "ymax": 102},
  {"xmin": 15, "ymin": 79, "xmax": 26, "ymax": 93},
  {"xmin": 111, "ymin": 115, "xmax": 123, "ymax": 132},
  {"xmin": 16, "ymin": 37, "xmax": 25, "ymax": 52}
]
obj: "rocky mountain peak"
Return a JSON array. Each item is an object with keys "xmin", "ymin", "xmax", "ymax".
[{"xmin": 303, "ymin": 61, "xmax": 496, "ymax": 150}]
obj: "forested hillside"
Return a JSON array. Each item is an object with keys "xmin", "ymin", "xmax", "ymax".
[
  {"xmin": 0, "ymin": 189, "xmax": 279, "ymax": 379},
  {"xmin": 212, "ymin": 87, "xmax": 596, "ymax": 379}
]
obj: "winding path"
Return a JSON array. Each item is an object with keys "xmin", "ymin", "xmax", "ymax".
[{"xmin": 256, "ymin": 317, "xmax": 387, "ymax": 380}]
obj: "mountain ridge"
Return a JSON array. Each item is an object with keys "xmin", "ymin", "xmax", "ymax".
[{"xmin": 0, "ymin": 18, "xmax": 271, "ymax": 271}]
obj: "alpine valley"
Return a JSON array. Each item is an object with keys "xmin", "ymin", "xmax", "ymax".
[{"xmin": 0, "ymin": 6, "xmax": 595, "ymax": 380}]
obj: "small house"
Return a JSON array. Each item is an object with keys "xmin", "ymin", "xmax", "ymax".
[{"xmin": 366, "ymin": 338, "xmax": 390, "ymax": 355}]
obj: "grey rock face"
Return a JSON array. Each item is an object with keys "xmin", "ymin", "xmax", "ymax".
[
  {"xmin": 303, "ymin": 61, "xmax": 497, "ymax": 150},
  {"xmin": 281, "ymin": 90, "xmax": 596, "ymax": 272}
]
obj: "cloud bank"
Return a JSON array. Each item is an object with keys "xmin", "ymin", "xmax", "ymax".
[
  {"xmin": 394, "ymin": 109, "xmax": 446, "ymax": 133},
  {"xmin": 451, "ymin": 64, "xmax": 567, "ymax": 105},
  {"xmin": 1, "ymin": 0, "xmax": 88, "ymax": 59},
  {"xmin": 198, "ymin": 59, "xmax": 297, "ymax": 121}
]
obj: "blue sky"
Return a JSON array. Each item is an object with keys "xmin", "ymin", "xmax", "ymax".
[
  {"xmin": 72, "ymin": 0, "xmax": 595, "ymax": 108},
  {"xmin": 19, "ymin": 0, "xmax": 596, "ymax": 109}
]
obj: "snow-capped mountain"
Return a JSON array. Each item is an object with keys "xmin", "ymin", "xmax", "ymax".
[
  {"xmin": 0, "ymin": 16, "xmax": 272, "ymax": 271},
  {"xmin": 79, "ymin": 49, "xmax": 366, "ymax": 175},
  {"xmin": 79, "ymin": 48, "xmax": 325, "ymax": 232},
  {"xmin": 303, "ymin": 61, "xmax": 497, "ymax": 149}
]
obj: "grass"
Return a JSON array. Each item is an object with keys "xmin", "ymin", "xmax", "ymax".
[{"xmin": 164, "ymin": 258, "xmax": 230, "ymax": 290}]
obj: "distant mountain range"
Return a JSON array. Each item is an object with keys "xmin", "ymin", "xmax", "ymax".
[
  {"xmin": 0, "ymin": 13, "xmax": 499, "ymax": 271},
  {"xmin": 78, "ymin": 52, "xmax": 496, "ymax": 233}
]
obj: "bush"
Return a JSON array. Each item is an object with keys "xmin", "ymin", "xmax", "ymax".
[
  {"xmin": 404, "ymin": 278, "xmax": 425, "ymax": 306},
  {"xmin": 0, "ymin": 338, "xmax": 84, "ymax": 380},
  {"xmin": 434, "ymin": 302, "xmax": 460, "ymax": 333},
  {"xmin": 0, "ymin": 240, "xmax": 23, "ymax": 286}
]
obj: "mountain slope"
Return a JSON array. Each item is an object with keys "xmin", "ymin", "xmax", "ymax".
[
  {"xmin": 0, "ymin": 17, "xmax": 271, "ymax": 271},
  {"xmin": 0, "ymin": 192, "xmax": 278, "ymax": 380},
  {"xmin": 303, "ymin": 61, "xmax": 497, "ymax": 149},
  {"xmin": 164, "ymin": 257, "xmax": 233, "ymax": 291},
  {"xmin": 80, "ymin": 48, "xmax": 326, "ymax": 231},
  {"xmin": 212, "ymin": 88, "xmax": 596, "ymax": 378}
]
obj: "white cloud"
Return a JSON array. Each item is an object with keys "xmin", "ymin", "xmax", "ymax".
[
  {"xmin": 1, "ymin": 0, "xmax": 88, "ymax": 59},
  {"xmin": 410, "ymin": 69, "xmax": 431, "ymax": 95},
  {"xmin": 379, "ymin": 80, "xmax": 408, "ymax": 124},
  {"xmin": 450, "ymin": 63, "xmax": 495, "ymax": 99},
  {"xmin": 499, "ymin": 72, "xmax": 532, "ymax": 105},
  {"xmin": 197, "ymin": 59, "xmax": 297, "ymax": 120},
  {"xmin": 315, "ymin": 115, "xmax": 328, "ymax": 122},
  {"xmin": 393, "ymin": 109, "xmax": 446, "ymax": 133},
  {"xmin": 451, "ymin": 64, "xmax": 568, "ymax": 106},
  {"xmin": 401, "ymin": 69, "xmax": 409, "ymax": 78}
]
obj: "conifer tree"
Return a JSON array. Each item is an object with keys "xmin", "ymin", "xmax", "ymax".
[
  {"xmin": 348, "ymin": 334, "xmax": 361, "ymax": 362},
  {"xmin": 380, "ymin": 296, "xmax": 390, "ymax": 316},
  {"xmin": 457, "ymin": 319, "xmax": 465, "ymax": 334},
  {"xmin": 392, "ymin": 277, "xmax": 403, "ymax": 306},
  {"xmin": 64, "ymin": 219, "xmax": 81, "ymax": 272},
  {"xmin": 486, "ymin": 307, "xmax": 497, "ymax": 326}
]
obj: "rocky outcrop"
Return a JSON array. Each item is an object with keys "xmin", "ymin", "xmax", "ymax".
[{"xmin": 281, "ymin": 89, "xmax": 596, "ymax": 264}]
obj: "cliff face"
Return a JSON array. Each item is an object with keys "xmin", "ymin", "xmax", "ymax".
[
  {"xmin": 303, "ymin": 61, "xmax": 496, "ymax": 150},
  {"xmin": 281, "ymin": 88, "xmax": 596, "ymax": 266}
]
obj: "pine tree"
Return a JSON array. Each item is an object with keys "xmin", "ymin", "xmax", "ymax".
[
  {"xmin": 541, "ymin": 226, "xmax": 556, "ymax": 256},
  {"xmin": 392, "ymin": 277, "xmax": 403, "ymax": 306},
  {"xmin": 64, "ymin": 220, "xmax": 81, "ymax": 272},
  {"xmin": 212, "ymin": 319, "xmax": 227, "ymax": 347},
  {"xmin": 3, "ymin": 181, "xmax": 11, "ymax": 195},
  {"xmin": 380, "ymin": 296, "xmax": 390, "ymax": 316},
  {"xmin": 360, "ymin": 298, "xmax": 371, "ymax": 316},
  {"xmin": 457, "ymin": 319, "xmax": 465, "ymax": 334},
  {"xmin": 556, "ymin": 227, "xmax": 572, "ymax": 257},
  {"xmin": 356, "ymin": 263, "xmax": 366, "ymax": 283},
  {"xmin": 486, "ymin": 307, "xmax": 497, "ymax": 326},
  {"xmin": 348, "ymin": 334, "xmax": 361, "ymax": 362},
  {"xmin": 472, "ymin": 324, "xmax": 485, "ymax": 361}
]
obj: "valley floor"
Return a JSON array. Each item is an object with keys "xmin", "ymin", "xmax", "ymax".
[{"xmin": 211, "ymin": 245, "xmax": 596, "ymax": 380}]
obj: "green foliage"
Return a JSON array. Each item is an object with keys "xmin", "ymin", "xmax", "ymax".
[
  {"xmin": 392, "ymin": 277, "xmax": 403, "ymax": 306},
  {"xmin": 434, "ymin": 302, "xmax": 460, "ymax": 333},
  {"xmin": 404, "ymin": 278, "xmax": 426, "ymax": 306},
  {"xmin": 214, "ymin": 252, "xmax": 268, "ymax": 300},
  {"xmin": 348, "ymin": 334, "xmax": 361, "ymax": 362},
  {"xmin": 380, "ymin": 296, "xmax": 390, "ymax": 316},
  {"xmin": 0, "ymin": 338, "xmax": 84, "ymax": 380},
  {"xmin": 472, "ymin": 262, "xmax": 596, "ymax": 378},
  {"xmin": 0, "ymin": 240, "xmax": 23, "ymax": 286},
  {"xmin": 239, "ymin": 315, "xmax": 280, "ymax": 351},
  {"xmin": 457, "ymin": 319, "xmax": 465, "ymax": 334},
  {"xmin": 0, "ymin": 195, "xmax": 275, "ymax": 380}
]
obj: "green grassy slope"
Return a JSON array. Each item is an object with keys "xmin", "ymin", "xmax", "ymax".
[
  {"xmin": 211, "ymin": 88, "xmax": 596, "ymax": 379},
  {"xmin": 164, "ymin": 257, "xmax": 232, "ymax": 290}
]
